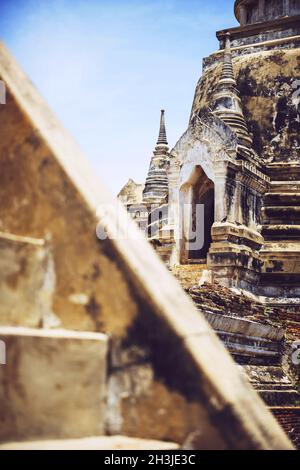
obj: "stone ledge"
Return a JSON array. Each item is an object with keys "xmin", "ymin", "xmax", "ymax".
[
  {"xmin": 217, "ymin": 16, "xmax": 300, "ymax": 45},
  {"xmin": 0, "ymin": 435, "xmax": 180, "ymax": 450},
  {"xmin": 0, "ymin": 327, "xmax": 108, "ymax": 442},
  {"xmin": 204, "ymin": 311, "xmax": 284, "ymax": 341},
  {"xmin": 0, "ymin": 231, "xmax": 45, "ymax": 246},
  {"xmin": 0, "ymin": 326, "xmax": 108, "ymax": 341}
]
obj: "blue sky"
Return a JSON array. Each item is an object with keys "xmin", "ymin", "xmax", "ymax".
[{"xmin": 0, "ymin": 0, "xmax": 237, "ymax": 194}]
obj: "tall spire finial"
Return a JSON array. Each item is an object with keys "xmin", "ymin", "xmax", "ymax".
[
  {"xmin": 212, "ymin": 32, "xmax": 253, "ymax": 150},
  {"xmin": 143, "ymin": 109, "xmax": 169, "ymax": 204},
  {"xmin": 157, "ymin": 109, "xmax": 168, "ymax": 146},
  {"xmin": 218, "ymin": 33, "xmax": 236, "ymax": 87},
  {"xmin": 225, "ymin": 31, "xmax": 231, "ymax": 50}
]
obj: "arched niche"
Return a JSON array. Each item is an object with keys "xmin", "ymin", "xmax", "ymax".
[{"xmin": 179, "ymin": 166, "xmax": 214, "ymax": 264}]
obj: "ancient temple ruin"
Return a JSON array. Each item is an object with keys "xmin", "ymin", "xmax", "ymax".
[
  {"xmin": 119, "ymin": 0, "xmax": 300, "ymax": 447},
  {"xmin": 0, "ymin": 0, "xmax": 298, "ymax": 452}
]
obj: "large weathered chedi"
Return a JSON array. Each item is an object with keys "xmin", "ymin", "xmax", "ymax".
[{"xmin": 120, "ymin": 0, "xmax": 300, "ymax": 447}]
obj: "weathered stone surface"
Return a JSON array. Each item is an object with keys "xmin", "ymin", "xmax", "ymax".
[
  {"xmin": 0, "ymin": 435, "xmax": 180, "ymax": 450},
  {"xmin": 0, "ymin": 232, "xmax": 56, "ymax": 328},
  {"xmin": 192, "ymin": 48, "xmax": 300, "ymax": 167},
  {"xmin": 0, "ymin": 327, "xmax": 108, "ymax": 442},
  {"xmin": 106, "ymin": 360, "xmax": 227, "ymax": 448},
  {"xmin": 234, "ymin": 0, "xmax": 300, "ymax": 27},
  {"xmin": 120, "ymin": 1, "xmax": 300, "ymax": 448},
  {"xmin": 217, "ymin": 2, "xmax": 300, "ymax": 52},
  {"xmin": 0, "ymin": 41, "xmax": 294, "ymax": 449},
  {"xmin": 171, "ymin": 264, "xmax": 208, "ymax": 291},
  {"xmin": 0, "ymin": 50, "xmax": 140, "ymax": 337},
  {"xmin": 118, "ymin": 179, "xmax": 144, "ymax": 207}
]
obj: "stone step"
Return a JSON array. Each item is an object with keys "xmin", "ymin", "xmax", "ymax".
[
  {"xmin": 259, "ymin": 390, "xmax": 300, "ymax": 407},
  {"xmin": 213, "ymin": 319, "xmax": 283, "ymax": 361},
  {"xmin": 262, "ymin": 206, "xmax": 300, "ymax": 224},
  {"xmin": 270, "ymin": 181, "xmax": 300, "ymax": 193},
  {"xmin": 0, "ymin": 327, "xmax": 108, "ymax": 442},
  {"xmin": 261, "ymin": 225, "xmax": 300, "ymax": 240},
  {"xmin": 203, "ymin": 312, "xmax": 284, "ymax": 342},
  {"xmin": 0, "ymin": 436, "xmax": 180, "ymax": 450},
  {"xmin": 217, "ymin": 330, "xmax": 281, "ymax": 359},
  {"xmin": 257, "ymin": 384, "xmax": 295, "ymax": 391},
  {"xmin": 243, "ymin": 365, "xmax": 294, "ymax": 388},
  {"xmin": 264, "ymin": 193, "xmax": 300, "ymax": 206},
  {"xmin": 242, "ymin": 366, "xmax": 300, "ymax": 406},
  {"xmin": 262, "ymin": 206, "xmax": 300, "ymax": 216}
]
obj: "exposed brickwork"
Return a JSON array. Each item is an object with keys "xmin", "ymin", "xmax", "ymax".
[
  {"xmin": 172, "ymin": 265, "xmax": 300, "ymax": 343},
  {"xmin": 188, "ymin": 281, "xmax": 300, "ymax": 341},
  {"xmin": 186, "ymin": 276, "xmax": 300, "ymax": 437},
  {"xmin": 271, "ymin": 407, "xmax": 300, "ymax": 449},
  {"xmin": 189, "ymin": 282, "xmax": 267, "ymax": 321},
  {"xmin": 267, "ymin": 308, "xmax": 300, "ymax": 342},
  {"xmin": 171, "ymin": 264, "xmax": 207, "ymax": 291}
]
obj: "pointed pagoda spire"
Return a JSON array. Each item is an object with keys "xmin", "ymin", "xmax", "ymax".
[
  {"xmin": 156, "ymin": 109, "xmax": 168, "ymax": 146},
  {"xmin": 219, "ymin": 32, "xmax": 236, "ymax": 87},
  {"xmin": 143, "ymin": 110, "xmax": 169, "ymax": 204},
  {"xmin": 212, "ymin": 32, "xmax": 253, "ymax": 150}
]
